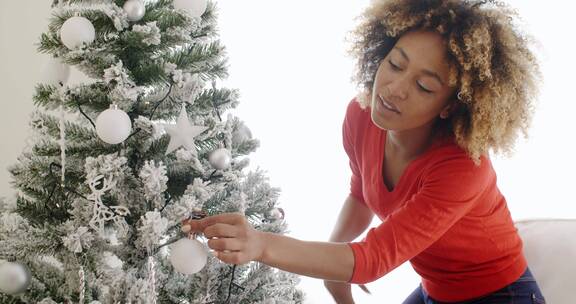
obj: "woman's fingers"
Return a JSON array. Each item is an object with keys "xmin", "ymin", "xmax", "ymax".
[
  {"xmin": 207, "ymin": 237, "xmax": 244, "ymax": 252},
  {"xmin": 179, "ymin": 212, "xmax": 258, "ymax": 265},
  {"xmin": 213, "ymin": 250, "xmax": 248, "ymax": 265},
  {"xmin": 182, "ymin": 212, "xmax": 245, "ymax": 233},
  {"xmin": 203, "ymin": 223, "xmax": 238, "ymax": 239}
]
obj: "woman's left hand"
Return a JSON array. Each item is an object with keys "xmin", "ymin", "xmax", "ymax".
[{"xmin": 181, "ymin": 212, "xmax": 266, "ymax": 265}]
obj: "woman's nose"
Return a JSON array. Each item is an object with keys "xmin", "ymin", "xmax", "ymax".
[{"xmin": 385, "ymin": 77, "xmax": 409, "ymax": 101}]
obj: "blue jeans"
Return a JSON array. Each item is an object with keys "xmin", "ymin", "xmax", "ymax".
[{"xmin": 402, "ymin": 267, "xmax": 546, "ymax": 303}]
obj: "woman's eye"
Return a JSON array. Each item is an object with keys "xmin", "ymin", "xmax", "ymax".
[
  {"xmin": 418, "ymin": 82, "xmax": 433, "ymax": 94},
  {"xmin": 388, "ymin": 60, "xmax": 401, "ymax": 71},
  {"xmin": 387, "ymin": 60, "xmax": 433, "ymax": 94}
]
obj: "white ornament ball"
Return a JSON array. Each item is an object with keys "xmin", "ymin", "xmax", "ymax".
[
  {"xmin": 95, "ymin": 105, "xmax": 132, "ymax": 144},
  {"xmin": 123, "ymin": 0, "xmax": 146, "ymax": 22},
  {"xmin": 41, "ymin": 57, "xmax": 70, "ymax": 86},
  {"xmin": 270, "ymin": 208, "xmax": 285, "ymax": 220},
  {"xmin": 169, "ymin": 238, "xmax": 208, "ymax": 275},
  {"xmin": 60, "ymin": 16, "xmax": 96, "ymax": 50},
  {"xmin": 0, "ymin": 262, "xmax": 31, "ymax": 295},
  {"xmin": 38, "ymin": 298, "xmax": 59, "ymax": 304},
  {"xmin": 173, "ymin": 0, "xmax": 208, "ymax": 18},
  {"xmin": 209, "ymin": 148, "xmax": 232, "ymax": 170},
  {"xmin": 231, "ymin": 124, "xmax": 252, "ymax": 147}
]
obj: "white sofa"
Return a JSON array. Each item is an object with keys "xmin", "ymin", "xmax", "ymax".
[{"xmin": 515, "ymin": 219, "xmax": 576, "ymax": 304}]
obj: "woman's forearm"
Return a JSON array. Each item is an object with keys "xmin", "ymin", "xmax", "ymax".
[
  {"xmin": 257, "ymin": 231, "xmax": 355, "ymax": 282},
  {"xmin": 329, "ymin": 195, "xmax": 374, "ymax": 242}
]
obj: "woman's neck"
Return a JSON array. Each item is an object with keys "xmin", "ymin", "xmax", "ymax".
[{"xmin": 385, "ymin": 124, "xmax": 440, "ymax": 162}]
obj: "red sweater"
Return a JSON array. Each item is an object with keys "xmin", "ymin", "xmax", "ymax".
[{"xmin": 343, "ymin": 99, "xmax": 527, "ymax": 302}]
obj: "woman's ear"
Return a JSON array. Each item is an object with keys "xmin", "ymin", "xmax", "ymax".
[{"xmin": 439, "ymin": 103, "xmax": 454, "ymax": 119}]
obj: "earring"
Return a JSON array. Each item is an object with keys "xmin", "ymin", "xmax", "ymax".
[{"xmin": 457, "ymin": 91, "xmax": 464, "ymax": 101}]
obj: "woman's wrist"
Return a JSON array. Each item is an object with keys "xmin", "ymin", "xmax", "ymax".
[
  {"xmin": 255, "ymin": 230, "xmax": 271, "ymax": 263},
  {"xmin": 253, "ymin": 230, "xmax": 355, "ymax": 282}
]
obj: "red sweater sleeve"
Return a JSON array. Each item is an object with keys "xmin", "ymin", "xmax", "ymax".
[
  {"xmin": 347, "ymin": 154, "xmax": 492, "ymax": 284},
  {"xmin": 342, "ymin": 100, "xmax": 366, "ymax": 205}
]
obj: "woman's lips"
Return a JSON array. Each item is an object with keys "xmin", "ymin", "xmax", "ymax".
[{"xmin": 378, "ymin": 95, "xmax": 401, "ymax": 114}]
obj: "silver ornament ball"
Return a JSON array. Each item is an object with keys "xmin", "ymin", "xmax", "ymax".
[
  {"xmin": 95, "ymin": 105, "xmax": 132, "ymax": 145},
  {"xmin": 0, "ymin": 262, "xmax": 31, "ymax": 295},
  {"xmin": 123, "ymin": 0, "xmax": 146, "ymax": 22},
  {"xmin": 269, "ymin": 208, "xmax": 285, "ymax": 220},
  {"xmin": 232, "ymin": 124, "xmax": 252, "ymax": 147},
  {"xmin": 209, "ymin": 148, "xmax": 232, "ymax": 170},
  {"xmin": 173, "ymin": 0, "xmax": 208, "ymax": 18},
  {"xmin": 60, "ymin": 16, "xmax": 95, "ymax": 50}
]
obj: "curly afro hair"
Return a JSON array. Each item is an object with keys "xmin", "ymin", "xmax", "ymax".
[{"xmin": 346, "ymin": 0, "xmax": 542, "ymax": 164}]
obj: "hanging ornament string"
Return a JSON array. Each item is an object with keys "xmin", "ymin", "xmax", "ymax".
[
  {"xmin": 59, "ymin": 101, "xmax": 66, "ymax": 186},
  {"xmin": 78, "ymin": 265, "xmax": 85, "ymax": 304},
  {"xmin": 147, "ymin": 256, "xmax": 157, "ymax": 304}
]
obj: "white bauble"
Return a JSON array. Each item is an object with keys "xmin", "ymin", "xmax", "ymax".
[
  {"xmin": 231, "ymin": 124, "xmax": 252, "ymax": 147},
  {"xmin": 209, "ymin": 148, "xmax": 232, "ymax": 170},
  {"xmin": 0, "ymin": 262, "xmax": 31, "ymax": 295},
  {"xmin": 60, "ymin": 16, "xmax": 96, "ymax": 50},
  {"xmin": 169, "ymin": 238, "xmax": 208, "ymax": 274},
  {"xmin": 41, "ymin": 57, "xmax": 70, "ymax": 86},
  {"xmin": 269, "ymin": 207, "xmax": 285, "ymax": 220},
  {"xmin": 173, "ymin": 0, "xmax": 208, "ymax": 18},
  {"xmin": 38, "ymin": 298, "xmax": 59, "ymax": 304},
  {"xmin": 95, "ymin": 105, "xmax": 132, "ymax": 144},
  {"xmin": 123, "ymin": 0, "xmax": 146, "ymax": 22}
]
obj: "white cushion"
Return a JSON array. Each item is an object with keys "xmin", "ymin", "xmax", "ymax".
[{"xmin": 514, "ymin": 219, "xmax": 576, "ymax": 304}]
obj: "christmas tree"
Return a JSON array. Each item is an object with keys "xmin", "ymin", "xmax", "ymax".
[{"xmin": 0, "ymin": 0, "xmax": 303, "ymax": 303}]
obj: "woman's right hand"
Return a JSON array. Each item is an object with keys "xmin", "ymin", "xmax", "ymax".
[{"xmin": 323, "ymin": 280, "xmax": 355, "ymax": 304}]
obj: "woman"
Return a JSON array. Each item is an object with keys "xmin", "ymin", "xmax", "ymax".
[{"xmin": 182, "ymin": 0, "xmax": 546, "ymax": 303}]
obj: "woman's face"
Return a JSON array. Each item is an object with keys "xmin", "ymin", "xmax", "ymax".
[{"xmin": 370, "ymin": 30, "xmax": 457, "ymax": 132}]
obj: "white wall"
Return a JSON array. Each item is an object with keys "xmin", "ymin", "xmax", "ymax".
[
  {"xmin": 1, "ymin": 1, "xmax": 574, "ymax": 303},
  {"xmin": 0, "ymin": 1, "xmax": 50, "ymax": 196}
]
